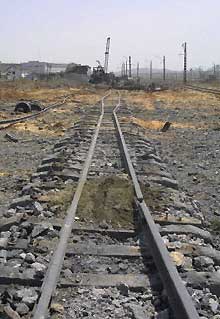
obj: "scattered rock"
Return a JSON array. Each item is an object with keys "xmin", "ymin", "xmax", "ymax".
[
  {"xmin": 25, "ymin": 252, "xmax": 36, "ymax": 263},
  {"xmin": 31, "ymin": 224, "xmax": 51, "ymax": 237},
  {"xmin": 118, "ymin": 262, "xmax": 128, "ymax": 270},
  {"xmin": 50, "ymin": 303, "xmax": 64, "ymax": 314},
  {"xmin": 209, "ymin": 298, "xmax": 219, "ymax": 313},
  {"xmin": 4, "ymin": 305, "xmax": 21, "ymax": 319},
  {"xmin": 170, "ymin": 251, "xmax": 185, "ymax": 267},
  {"xmin": 33, "ymin": 201, "xmax": 44, "ymax": 214},
  {"xmin": 99, "ymin": 221, "xmax": 109, "ymax": 229},
  {"xmin": 194, "ymin": 256, "xmax": 214, "ymax": 269},
  {"xmin": 3, "ymin": 209, "xmax": 16, "ymax": 218},
  {"xmin": 10, "ymin": 195, "xmax": 32, "ymax": 209},
  {"xmin": 155, "ymin": 308, "xmax": 170, "ymax": 319},
  {"xmin": 117, "ymin": 283, "xmax": 129, "ymax": 296},
  {"xmin": 31, "ymin": 262, "xmax": 46, "ymax": 276},
  {"xmin": 16, "ymin": 303, "xmax": 29, "ymax": 315},
  {"xmin": 107, "ymin": 265, "xmax": 119, "ymax": 274},
  {"xmin": 63, "ymin": 268, "xmax": 73, "ymax": 279},
  {"xmin": 128, "ymin": 304, "xmax": 149, "ymax": 319},
  {"xmin": 0, "ymin": 237, "xmax": 8, "ymax": 248}
]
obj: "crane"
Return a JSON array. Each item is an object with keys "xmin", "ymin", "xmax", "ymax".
[
  {"xmin": 90, "ymin": 36, "xmax": 114, "ymax": 84},
  {"xmin": 104, "ymin": 37, "xmax": 110, "ymax": 73}
]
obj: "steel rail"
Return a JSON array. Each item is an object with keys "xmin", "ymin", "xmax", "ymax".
[
  {"xmin": 185, "ymin": 84, "xmax": 220, "ymax": 95},
  {"xmin": 113, "ymin": 93, "xmax": 200, "ymax": 319},
  {"xmin": 33, "ymin": 92, "xmax": 110, "ymax": 319}
]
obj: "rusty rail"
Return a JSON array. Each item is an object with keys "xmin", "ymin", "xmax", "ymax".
[
  {"xmin": 113, "ymin": 93, "xmax": 200, "ymax": 319},
  {"xmin": 33, "ymin": 93, "xmax": 109, "ymax": 319},
  {"xmin": 33, "ymin": 91, "xmax": 199, "ymax": 319}
]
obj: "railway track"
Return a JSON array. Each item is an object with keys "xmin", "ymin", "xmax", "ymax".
[
  {"xmin": 0, "ymin": 94, "xmax": 76, "ymax": 130},
  {"xmin": 1, "ymin": 91, "xmax": 220, "ymax": 318},
  {"xmin": 185, "ymin": 84, "xmax": 220, "ymax": 95}
]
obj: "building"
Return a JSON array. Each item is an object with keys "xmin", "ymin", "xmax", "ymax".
[
  {"xmin": 0, "ymin": 61, "xmax": 90, "ymax": 80},
  {"xmin": 0, "ymin": 63, "xmax": 22, "ymax": 80},
  {"xmin": 65, "ymin": 63, "xmax": 90, "ymax": 75}
]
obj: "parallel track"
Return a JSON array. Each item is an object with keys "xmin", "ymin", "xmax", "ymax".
[
  {"xmin": 0, "ymin": 94, "xmax": 75, "ymax": 130},
  {"xmin": 185, "ymin": 84, "xmax": 220, "ymax": 95},
  {"xmin": 32, "ymin": 92, "xmax": 199, "ymax": 319}
]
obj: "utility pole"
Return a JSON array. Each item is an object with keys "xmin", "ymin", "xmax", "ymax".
[
  {"xmin": 125, "ymin": 60, "xmax": 128, "ymax": 77},
  {"xmin": 129, "ymin": 56, "xmax": 132, "ymax": 77},
  {"xmin": 150, "ymin": 60, "xmax": 152, "ymax": 80},
  {"xmin": 121, "ymin": 63, "xmax": 125, "ymax": 78},
  {"xmin": 104, "ymin": 37, "xmax": 110, "ymax": 73},
  {"xmin": 183, "ymin": 42, "xmax": 187, "ymax": 83},
  {"xmin": 190, "ymin": 68, "xmax": 193, "ymax": 81},
  {"xmin": 137, "ymin": 62, "xmax": 139, "ymax": 78},
  {"xmin": 163, "ymin": 56, "xmax": 166, "ymax": 81}
]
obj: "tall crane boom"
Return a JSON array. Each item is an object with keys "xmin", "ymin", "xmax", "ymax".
[{"xmin": 104, "ymin": 37, "xmax": 110, "ymax": 73}]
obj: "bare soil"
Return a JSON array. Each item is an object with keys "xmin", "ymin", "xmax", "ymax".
[{"xmin": 123, "ymin": 88, "xmax": 220, "ymax": 241}]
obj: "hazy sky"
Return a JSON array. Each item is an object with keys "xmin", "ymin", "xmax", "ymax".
[{"xmin": 0, "ymin": 0, "xmax": 219, "ymax": 71}]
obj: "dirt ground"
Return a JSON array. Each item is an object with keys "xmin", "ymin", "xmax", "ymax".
[
  {"xmin": 1, "ymin": 82, "xmax": 220, "ymax": 238},
  {"xmin": 122, "ymin": 88, "xmax": 220, "ymax": 240},
  {"xmin": 0, "ymin": 82, "xmax": 104, "ymax": 215}
]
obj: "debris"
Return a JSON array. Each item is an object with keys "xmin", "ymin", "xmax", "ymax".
[
  {"xmin": 15, "ymin": 101, "xmax": 32, "ymax": 113},
  {"xmin": 33, "ymin": 201, "xmax": 44, "ymax": 215},
  {"xmin": 4, "ymin": 305, "xmax": 21, "ymax": 319},
  {"xmin": 16, "ymin": 303, "xmax": 29, "ymax": 315},
  {"xmin": 0, "ymin": 237, "xmax": 9, "ymax": 248},
  {"xmin": 31, "ymin": 224, "xmax": 51, "ymax": 238},
  {"xmin": 30, "ymin": 101, "xmax": 42, "ymax": 111},
  {"xmin": 194, "ymin": 256, "xmax": 214, "ymax": 269},
  {"xmin": 128, "ymin": 304, "xmax": 149, "ymax": 319},
  {"xmin": 170, "ymin": 251, "xmax": 185, "ymax": 267},
  {"xmin": 161, "ymin": 121, "xmax": 172, "ymax": 132},
  {"xmin": 14, "ymin": 101, "xmax": 42, "ymax": 113},
  {"xmin": 50, "ymin": 303, "xmax": 64, "ymax": 314},
  {"xmin": 5, "ymin": 133, "xmax": 19, "ymax": 142},
  {"xmin": 25, "ymin": 252, "xmax": 36, "ymax": 263},
  {"xmin": 209, "ymin": 298, "xmax": 219, "ymax": 313},
  {"xmin": 10, "ymin": 195, "xmax": 32, "ymax": 209},
  {"xmin": 155, "ymin": 309, "xmax": 170, "ymax": 319},
  {"xmin": 117, "ymin": 282, "xmax": 129, "ymax": 296},
  {"xmin": 15, "ymin": 287, "xmax": 38, "ymax": 307},
  {"xmin": 31, "ymin": 262, "xmax": 47, "ymax": 276}
]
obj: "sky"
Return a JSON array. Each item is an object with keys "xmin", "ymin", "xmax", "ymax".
[{"xmin": 0, "ymin": 0, "xmax": 219, "ymax": 71}]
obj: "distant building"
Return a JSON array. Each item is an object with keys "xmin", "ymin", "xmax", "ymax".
[
  {"xmin": 0, "ymin": 63, "xmax": 22, "ymax": 80},
  {"xmin": 21, "ymin": 61, "xmax": 47, "ymax": 75},
  {"xmin": 49, "ymin": 63, "xmax": 67, "ymax": 73},
  {"xmin": 0, "ymin": 61, "xmax": 91, "ymax": 80}
]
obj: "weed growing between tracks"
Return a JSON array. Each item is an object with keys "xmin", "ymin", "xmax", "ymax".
[
  {"xmin": 39, "ymin": 176, "xmax": 135, "ymax": 228},
  {"xmin": 77, "ymin": 176, "xmax": 134, "ymax": 227}
]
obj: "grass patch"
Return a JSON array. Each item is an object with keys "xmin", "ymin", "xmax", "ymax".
[
  {"xmin": 77, "ymin": 175, "xmax": 134, "ymax": 227},
  {"xmin": 142, "ymin": 185, "xmax": 171, "ymax": 212},
  {"xmin": 39, "ymin": 184, "xmax": 76, "ymax": 214},
  {"xmin": 40, "ymin": 175, "xmax": 135, "ymax": 228}
]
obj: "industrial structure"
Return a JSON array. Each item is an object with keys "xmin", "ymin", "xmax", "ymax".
[{"xmin": 90, "ymin": 37, "xmax": 115, "ymax": 84}]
